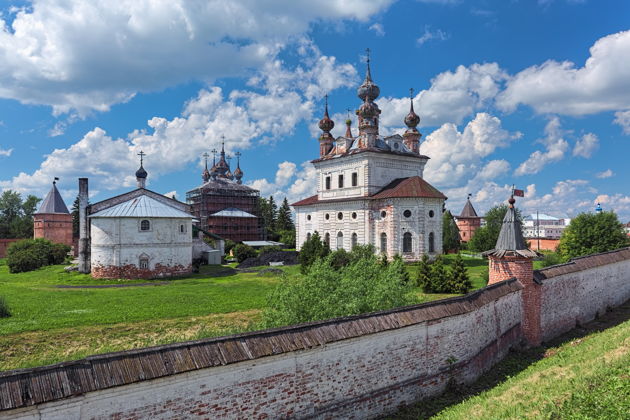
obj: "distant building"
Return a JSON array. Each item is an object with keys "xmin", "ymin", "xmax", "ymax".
[
  {"xmin": 454, "ymin": 196, "xmax": 481, "ymax": 243},
  {"xmin": 186, "ymin": 143, "xmax": 264, "ymax": 242},
  {"xmin": 79, "ymin": 156, "xmax": 196, "ymax": 279},
  {"xmin": 523, "ymin": 213, "xmax": 568, "ymax": 239},
  {"xmin": 33, "ymin": 179, "xmax": 73, "ymax": 248},
  {"xmin": 292, "ymin": 54, "xmax": 446, "ymax": 260}
]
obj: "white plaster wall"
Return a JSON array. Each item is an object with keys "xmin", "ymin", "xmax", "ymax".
[
  {"xmin": 540, "ymin": 259, "xmax": 630, "ymax": 341},
  {"xmin": 5, "ymin": 290, "xmax": 522, "ymax": 420},
  {"xmin": 91, "ymin": 217, "xmax": 192, "ymax": 269}
]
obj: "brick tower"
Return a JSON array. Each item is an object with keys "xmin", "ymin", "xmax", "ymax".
[
  {"xmin": 455, "ymin": 195, "xmax": 481, "ymax": 243},
  {"xmin": 33, "ymin": 178, "xmax": 73, "ymax": 248},
  {"xmin": 483, "ymin": 194, "xmax": 540, "ymax": 345}
]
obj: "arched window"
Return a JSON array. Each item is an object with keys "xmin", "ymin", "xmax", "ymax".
[
  {"xmin": 139, "ymin": 256, "xmax": 149, "ymax": 269},
  {"xmin": 336, "ymin": 231, "xmax": 343, "ymax": 250},
  {"xmin": 324, "ymin": 233, "xmax": 330, "ymax": 247},
  {"xmin": 351, "ymin": 232, "xmax": 358, "ymax": 248},
  {"xmin": 403, "ymin": 232, "xmax": 412, "ymax": 253},
  {"xmin": 380, "ymin": 232, "xmax": 387, "ymax": 253},
  {"xmin": 429, "ymin": 232, "xmax": 435, "ymax": 253},
  {"xmin": 307, "ymin": 232, "xmax": 312, "ymax": 242},
  {"xmin": 140, "ymin": 220, "xmax": 150, "ymax": 231}
]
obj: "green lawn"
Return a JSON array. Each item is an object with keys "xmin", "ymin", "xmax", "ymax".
[
  {"xmin": 391, "ymin": 301, "xmax": 630, "ymax": 420},
  {"xmin": 0, "ymin": 255, "xmax": 486, "ymax": 371}
]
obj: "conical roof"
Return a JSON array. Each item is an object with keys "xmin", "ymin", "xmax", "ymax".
[
  {"xmin": 483, "ymin": 197, "xmax": 537, "ymax": 258},
  {"xmin": 36, "ymin": 182, "xmax": 69, "ymax": 214},
  {"xmin": 459, "ymin": 198, "xmax": 479, "ymax": 218}
]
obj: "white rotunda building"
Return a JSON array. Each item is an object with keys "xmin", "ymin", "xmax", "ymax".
[{"xmin": 292, "ymin": 55, "xmax": 446, "ymax": 261}]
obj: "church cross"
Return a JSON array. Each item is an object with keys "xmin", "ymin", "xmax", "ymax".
[
  {"xmin": 211, "ymin": 149, "xmax": 217, "ymax": 165},
  {"xmin": 202, "ymin": 152, "xmax": 209, "ymax": 168},
  {"xmin": 137, "ymin": 150, "xmax": 146, "ymax": 166}
]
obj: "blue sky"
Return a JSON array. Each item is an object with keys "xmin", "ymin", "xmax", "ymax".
[{"xmin": 0, "ymin": 0, "xmax": 629, "ymax": 220}]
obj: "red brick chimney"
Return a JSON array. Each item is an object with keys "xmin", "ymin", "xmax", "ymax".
[{"xmin": 484, "ymin": 194, "xmax": 541, "ymax": 346}]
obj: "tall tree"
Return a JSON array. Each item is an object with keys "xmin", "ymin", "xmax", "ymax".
[
  {"xmin": 0, "ymin": 190, "xmax": 41, "ymax": 238},
  {"xmin": 71, "ymin": 195, "xmax": 80, "ymax": 238},
  {"xmin": 448, "ymin": 253, "xmax": 472, "ymax": 294},
  {"xmin": 558, "ymin": 211, "xmax": 629, "ymax": 261},
  {"xmin": 276, "ymin": 197, "xmax": 294, "ymax": 232},
  {"xmin": 442, "ymin": 210, "xmax": 460, "ymax": 253}
]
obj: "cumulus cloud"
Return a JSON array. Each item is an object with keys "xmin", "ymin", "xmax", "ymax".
[
  {"xmin": 249, "ymin": 161, "xmax": 317, "ymax": 204},
  {"xmin": 378, "ymin": 63, "xmax": 508, "ymax": 128},
  {"xmin": 0, "ymin": 0, "xmax": 391, "ymax": 115},
  {"xmin": 515, "ymin": 117, "xmax": 569, "ymax": 176},
  {"xmin": 420, "ymin": 112, "xmax": 520, "ymax": 187},
  {"xmin": 497, "ymin": 30, "xmax": 630, "ymax": 116},
  {"xmin": 595, "ymin": 169, "xmax": 614, "ymax": 179},
  {"xmin": 572, "ymin": 133, "xmax": 599, "ymax": 158},
  {"xmin": 613, "ymin": 110, "xmax": 630, "ymax": 134},
  {"xmin": 0, "ymin": 49, "xmax": 355, "ymax": 198},
  {"xmin": 0, "ymin": 147, "xmax": 14, "ymax": 157}
]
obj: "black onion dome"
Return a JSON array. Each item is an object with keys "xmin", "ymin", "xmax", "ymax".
[
  {"xmin": 135, "ymin": 165, "xmax": 147, "ymax": 179},
  {"xmin": 318, "ymin": 99, "xmax": 335, "ymax": 133},
  {"xmin": 404, "ymin": 107, "xmax": 420, "ymax": 128}
]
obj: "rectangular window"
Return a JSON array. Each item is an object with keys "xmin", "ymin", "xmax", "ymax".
[
  {"xmin": 338, "ymin": 174, "xmax": 344, "ymax": 189},
  {"xmin": 325, "ymin": 176, "xmax": 331, "ymax": 190},
  {"xmin": 352, "ymin": 172, "xmax": 358, "ymax": 186}
]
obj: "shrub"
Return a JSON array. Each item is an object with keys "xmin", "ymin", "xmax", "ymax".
[
  {"xmin": 329, "ymin": 248, "xmax": 351, "ymax": 270},
  {"xmin": 298, "ymin": 231, "xmax": 330, "ymax": 274},
  {"xmin": 427, "ymin": 255, "xmax": 449, "ymax": 293},
  {"xmin": 416, "ymin": 254, "xmax": 431, "ymax": 289},
  {"xmin": 379, "ymin": 253, "xmax": 389, "ymax": 267},
  {"xmin": 392, "ymin": 254, "xmax": 410, "ymax": 285},
  {"xmin": 539, "ymin": 251, "xmax": 563, "ymax": 268},
  {"xmin": 0, "ymin": 297, "xmax": 10, "ymax": 318},
  {"xmin": 233, "ymin": 244, "xmax": 257, "ymax": 263},
  {"xmin": 224, "ymin": 239, "xmax": 236, "ymax": 255},
  {"xmin": 6, "ymin": 238, "xmax": 59, "ymax": 273},
  {"xmin": 50, "ymin": 243, "xmax": 71, "ymax": 265},
  {"xmin": 348, "ymin": 244, "xmax": 376, "ymax": 263},
  {"xmin": 259, "ymin": 245, "xmax": 282, "ymax": 256},
  {"xmin": 263, "ymin": 253, "xmax": 412, "ymax": 327}
]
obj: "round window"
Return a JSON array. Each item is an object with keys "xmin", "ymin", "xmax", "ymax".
[
  {"xmin": 352, "ymin": 212, "xmax": 357, "ymax": 219},
  {"xmin": 325, "ymin": 213, "xmax": 330, "ymax": 220},
  {"xmin": 403, "ymin": 210, "xmax": 412, "ymax": 218},
  {"xmin": 307, "ymin": 215, "xmax": 311, "ymax": 221},
  {"xmin": 429, "ymin": 210, "xmax": 435, "ymax": 218},
  {"xmin": 381, "ymin": 210, "xmax": 387, "ymax": 218},
  {"xmin": 337, "ymin": 212, "xmax": 343, "ymax": 220},
  {"xmin": 393, "ymin": 142, "xmax": 399, "ymax": 149}
]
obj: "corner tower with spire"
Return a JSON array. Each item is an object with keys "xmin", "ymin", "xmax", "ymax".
[{"xmin": 33, "ymin": 177, "xmax": 74, "ymax": 248}]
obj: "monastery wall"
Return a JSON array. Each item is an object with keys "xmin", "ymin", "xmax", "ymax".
[{"xmin": 3, "ymin": 248, "xmax": 629, "ymax": 419}]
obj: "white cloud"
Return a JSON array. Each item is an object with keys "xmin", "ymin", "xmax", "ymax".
[
  {"xmin": 369, "ymin": 23, "xmax": 385, "ymax": 36},
  {"xmin": 572, "ymin": 132, "xmax": 599, "ymax": 158},
  {"xmin": 0, "ymin": 147, "xmax": 13, "ymax": 157},
  {"xmin": 497, "ymin": 30, "xmax": 630, "ymax": 116},
  {"xmin": 515, "ymin": 117, "xmax": 569, "ymax": 176},
  {"xmin": 0, "ymin": 0, "xmax": 391, "ymax": 115},
  {"xmin": 0, "ymin": 49, "xmax": 356, "ymax": 198},
  {"xmin": 420, "ymin": 112, "xmax": 520, "ymax": 187},
  {"xmin": 595, "ymin": 169, "xmax": 614, "ymax": 179},
  {"xmin": 249, "ymin": 160, "xmax": 316, "ymax": 204},
  {"xmin": 416, "ymin": 26, "xmax": 449, "ymax": 46},
  {"xmin": 613, "ymin": 110, "xmax": 630, "ymax": 134},
  {"xmin": 163, "ymin": 191, "xmax": 177, "ymax": 199}
]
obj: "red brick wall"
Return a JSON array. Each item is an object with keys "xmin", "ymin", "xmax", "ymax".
[
  {"xmin": 456, "ymin": 217, "xmax": 481, "ymax": 242},
  {"xmin": 0, "ymin": 239, "xmax": 24, "ymax": 258},
  {"xmin": 33, "ymin": 213, "xmax": 73, "ymax": 248},
  {"xmin": 529, "ymin": 238, "xmax": 559, "ymax": 252},
  {"xmin": 92, "ymin": 263, "xmax": 192, "ymax": 279}
]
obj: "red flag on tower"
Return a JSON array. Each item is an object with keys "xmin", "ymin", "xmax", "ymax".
[{"xmin": 513, "ymin": 189, "xmax": 524, "ymax": 197}]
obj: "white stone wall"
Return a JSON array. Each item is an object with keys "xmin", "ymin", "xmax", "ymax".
[
  {"xmin": 90, "ymin": 217, "xmax": 192, "ymax": 270},
  {"xmin": 4, "ymin": 289, "xmax": 522, "ymax": 420}
]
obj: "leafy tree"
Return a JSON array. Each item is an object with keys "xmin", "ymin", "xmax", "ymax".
[
  {"xmin": 349, "ymin": 244, "xmax": 376, "ymax": 263},
  {"xmin": 276, "ymin": 198, "xmax": 294, "ymax": 232},
  {"xmin": 263, "ymin": 253, "xmax": 412, "ymax": 327},
  {"xmin": 278, "ymin": 229, "xmax": 296, "ymax": 248},
  {"xmin": 392, "ymin": 254, "xmax": 410, "ymax": 284},
  {"xmin": 0, "ymin": 190, "xmax": 41, "ymax": 238},
  {"xmin": 442, "ymin": 210, "xmax": 461, "ymax": 253},
  {"xmin": 558, "ymin": 211, "xmax": 629, "ymax": 261},
  {"xmin": 233, "ymin": 243, "xmax": 257, "ymax": 263},
  {"xmin": 416, "ymin": 254, "xmax": 431, "ymax": 289},
  {"xmin": 468, "ymin": 204, "xmax": 523, "ymax": 252},
  {"xmin": 329, "ymin": 248, "xmax": 351, "ymax": 270},
  {"xmin": 448, "ymin": 254, "xmax": 472, "ymax": 294},
  {"xmin": 539, "ymin": 251, "xmax": 563, "ymax": 268},
  {"xmin": 298, "ymin": 231, "xmax": 330, "ymax": 273},
  {"xmin": 379, "ymin": 253, "xmax": 389, "ymax": 267}
]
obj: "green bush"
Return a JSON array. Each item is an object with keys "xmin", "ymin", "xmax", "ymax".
[
  {"xmin": 298, "ymin": 231, "xmax": 330, "ymax": 274},
  {"xmin": 259, "ymin": 245, "xmax": 282, "ymax": 256},
  {"xmin": 392, "ymin": 254, "xmax": 410, "ymax": 285},
  {"xmin": 329, "ymin": 248, "xmax": 351, "ymax": 270},
  {"xmin": 447, "ymin": 253, "xmax": 472, "ymax": 294},
  {"xmin": 348, "ymin": 244, "xmax": 376, "ymax": 263},
  {"xmin": 539, "ymin": 251, "xmax": 563, "ymax": 268},
  {"xmin": 6, "ymin": 238, "xmax": 68, "ymax": 273},
  {"xmin": 224, "ymin": 239, "xmax": 236, "ymax": 255},
  {"xmin": 416, "ymin": 254, "xmax": 431, "ymax": 289},
  {"xmin": 263, "ymin": 253, "xmax": 412, "ymax": 327},
  {"xmin": 0, "ymin": 297, "xmax": 10, "ymax": 318},
  {"xmin": 233, "ymin": 244, "xmax": 257, "ymax": 263}
]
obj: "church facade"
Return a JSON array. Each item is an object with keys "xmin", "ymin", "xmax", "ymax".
[{"xmin": 293, "ymin": 56, "xmax": 446, "ymax": 260}]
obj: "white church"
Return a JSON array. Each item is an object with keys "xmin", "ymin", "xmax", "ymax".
[{"xmin": 292, "ymin": 54, "xmax": 446, "ymax": 261}]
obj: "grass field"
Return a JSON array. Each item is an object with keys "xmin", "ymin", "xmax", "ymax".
[
  {"xmin": 0, "ymin": 254, "xmax": 486, "ymax": 371},
  {"xmin": 391, "ymin": 300, "xmax": 630, "ymax": 420}
]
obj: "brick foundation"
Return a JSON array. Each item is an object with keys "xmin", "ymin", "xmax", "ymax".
[{"xmin": 91, "ymin": 263, "xmax": 192, "ymax": 279}]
